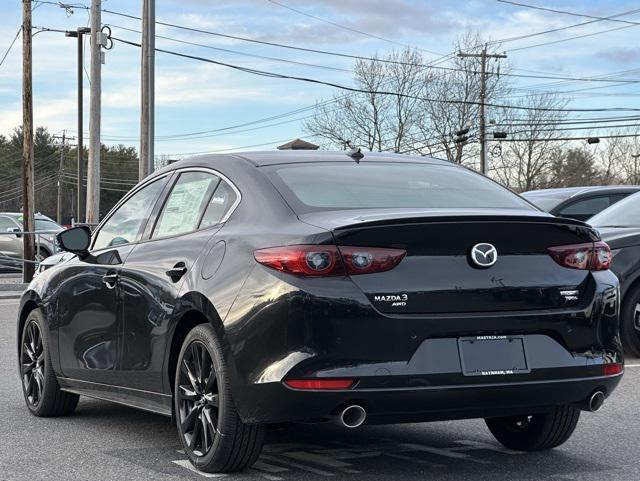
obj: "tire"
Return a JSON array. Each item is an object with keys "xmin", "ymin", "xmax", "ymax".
[
  {"xmin": 174, "ymin": 324, "xmax": 265, "ymax": 473},
  {"xmin": 35, "ymin": 248, "xmax": 50, "ymax": 264},
  {"xmin": 20, "ymin": 308, "xmax": 79, "ymax": 417},
  {"xmin": 485, "ymin": 405, "xmax": 580, "ymax": 451},
  {"xmin": 621, "ymin": 285, "xmax": 640, "ymax": 357}
]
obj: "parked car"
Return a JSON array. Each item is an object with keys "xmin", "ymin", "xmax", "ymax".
[
  {"xmin": 588, "ymin": 192, "xmax": 640, "ymax": 356},
  {"xmin": 521, "ymin": 186, "xmax": 640, "ymax": 221},
  {"xmin": 0, "ymin": 213, "xmax": 63, "ymax": 267},
  {"xmin": 18, "ymin": 151, "xmax": 623, "ymax": 473}
]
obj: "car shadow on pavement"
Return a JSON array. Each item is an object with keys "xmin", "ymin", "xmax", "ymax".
[{"xmin": 69, "ymin": 399, "xmax": 616, "ymax": 481}]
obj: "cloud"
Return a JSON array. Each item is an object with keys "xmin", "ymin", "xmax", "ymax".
[{"xmin": 595, "ymin": 47, "xmax": 640, "ymax": 64}]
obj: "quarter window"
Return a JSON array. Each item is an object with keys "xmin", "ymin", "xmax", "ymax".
[
  {"xmin": 200, "ymin": 180, "xmax": 238, "ymax": 228},
  {"xmin": 152, "ymin": 172, "xmax": 220, "ymax": 238},
  {"xmin": 93, "ymin": 178, "xmax": 165, "ymax": 250}
]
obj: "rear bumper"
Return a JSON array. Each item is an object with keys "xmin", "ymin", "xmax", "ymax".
[
  {"xmin": 223, "ymin": 268, "xmax": 623, "ymax": 424},
  {"xmin": 237, "ymin": 372, "xmax": 623, "ymax": 424}
]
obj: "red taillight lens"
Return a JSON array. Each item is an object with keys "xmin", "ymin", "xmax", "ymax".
[
  {"xmin": 285, "ymin": 379, "xmax": 355, "ymax": 390},
  {"xmin": 591, "ymin": 241, "xmax": 613, "ymax": 270},
  {"xmin": 254, "ymin": 245, "xmax": 344, "ymax": 276},
  {"xmin": 547, "ymin": 241, "xmax": 612, "ymax": 271},
  {"xmin": 254, "ymin": 245, "xmax": 406, "ymax": 277},
  {"xmin": 602, "ymin": 363, "xmax": 623, "ymax": 376},
  {"xmin": 340, "ymin": 246, "xmax": 406, "ymax": 275}
]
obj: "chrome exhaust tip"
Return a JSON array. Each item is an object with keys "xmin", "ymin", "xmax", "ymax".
[
  {"xmin": 589, "ymin": 391, "xmax": 605, "ymax": 412},
  {"xmin": 338, "ymin": 405, "xmax": 366, "ymax": 428}
]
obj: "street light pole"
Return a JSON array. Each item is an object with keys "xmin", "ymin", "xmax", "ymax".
[{"xmin": 65, "ymin": 27, "xmax": 91, "ymax": 223}]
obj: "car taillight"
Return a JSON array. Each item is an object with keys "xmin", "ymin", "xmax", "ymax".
[
  {"xmin": 254, "ymin": 245, "xmax": 406, "ymax": 277},
  {"xmin": 547, "ymin": 241, "xmax": 612, "ymax": 271}
]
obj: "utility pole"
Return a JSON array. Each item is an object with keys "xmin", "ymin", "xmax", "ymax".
[
  {"xmin": 56, "ymin": 131, "xmax": 66, "ymax": 224},
  {"xmin": 86, "ymin": 0, "xmax": 102, "ymax": 225},
  {"xmin": 65, "ymin": 27, "xmax": 91, "ymax": 223},
  {"xmin": 22, "ymin": 0, "xmax": 35, "ymax": 282},
  {"xmin": 140, "ymin": 0, "xmax": 156, "ymax": 180},
  {"xmin": 632, "ymin": 153, "xmax": 640, "ymax": 184},
  {"xmin": 458, "ymin": 45, "xmax": 507, "ymax": 175},
  {"xmin": 52, "ymin": 131, "xmax": 76, "ymax": 224}
]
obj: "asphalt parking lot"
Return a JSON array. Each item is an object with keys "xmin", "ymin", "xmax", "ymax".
[{"xmin": 1, "ymin": 298, "xmax": 638, "ymax": 481}]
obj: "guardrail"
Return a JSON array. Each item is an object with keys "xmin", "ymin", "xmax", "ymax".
[{"xmin": 0, "ymin": 230, "xmax": 62, "ymax": 271}]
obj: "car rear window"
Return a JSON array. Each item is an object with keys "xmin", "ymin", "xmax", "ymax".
[{"xmin": 266, "ymin": 162, "xmax": 533, "ymax": 213}]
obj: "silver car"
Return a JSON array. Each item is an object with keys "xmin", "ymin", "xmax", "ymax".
[{"xmin": 0, "ymin": 213, "xmax": 63, "ymax": 267}]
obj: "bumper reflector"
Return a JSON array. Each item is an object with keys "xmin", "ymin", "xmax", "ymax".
[
  {"xmin": 602, "ymin": 363, "xmax": 623, "ymax": 376},
  {"xmin": 285, "ymin": 379, "xmax": 355, "ymax": 390}
]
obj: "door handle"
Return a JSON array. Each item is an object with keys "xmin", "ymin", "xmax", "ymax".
[
  {"xmin": 102, "ymin": 272, "xmax": 119, "ymax": 289},
  {"xmin": 166, "ymin": 262, "xmax": 187, "ymax": 281}
]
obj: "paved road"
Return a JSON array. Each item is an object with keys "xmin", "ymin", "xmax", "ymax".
[{"xmin": 1, "ymin": 298, "xmax": 638, "ymax": 481}]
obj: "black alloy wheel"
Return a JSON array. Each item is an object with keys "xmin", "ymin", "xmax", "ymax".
[
  {"xmin": 20, "ymin": 309, "xmax": 79, "ymax": 416},
  {"xmin": 177, "ymin": 340, "xmax": 219, "ymax": 457},
  {"xmin": 175, "ymin": 324, "xmax": 265, "ymax": 473},
  {"xmin": 22, "ymin": 320, "xmax": 45, "ymax": 408}
]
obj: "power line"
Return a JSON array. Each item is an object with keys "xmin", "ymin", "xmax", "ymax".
[
  {"xmin": 508, "ymin": 23, "xmax": 639, "ymax": 52},
  {"xmin": 497, "ymin": 133, "xmax": 639, "ymax": 142},
  {"xmin": 108, "ymin": 24, "xmax": 351, "ymax": 73},
  {"xmin": 113, "ymin": 37, "xmax": 640, "ymax": 113},
  {"xmin": 0, "ymin": 27, "xmax": 22, "ymax": 67},
  {"xmin": 103, "ymin": 22, "xmax": 640, "ymax": 83},
  {"xmin": 497, "ymin": 0, "xmax": 640, "ymax": 26},
  {"xmin": 265, "ymin": 0, "xmax": 445, "ymax": 56},
  {"xmin": 487, "ymin": 6, "xmax": 640, "ymax": 45}
]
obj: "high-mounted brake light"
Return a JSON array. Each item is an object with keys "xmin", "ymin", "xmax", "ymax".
[
  {"xmin": 285, "ymin": 379, "xmax": 355, "ymax": 390},
  {"xmin": 547, "ymin": 241, "xmax": 612, "ymax": 271},
  {"xmin": 254, "ymin": 245, "xmax": 406, "ymax": 277}
]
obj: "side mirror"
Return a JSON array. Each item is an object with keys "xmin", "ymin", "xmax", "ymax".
[
  {"xmin": 7, "ymin": 227, "xmax": 21, "ymax": 238},
  {"xmin": 56, "ymin": 226, "xmax": 91, "ymax": 257}
]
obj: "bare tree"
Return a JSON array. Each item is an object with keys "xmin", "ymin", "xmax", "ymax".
[
  {"xmin": 490, "ymin": 92, "xmax": 568, "ymax": 191},
  {"xmin": 595, "ymin": 130, "xmax": 640, "ymax": 184},
  {"xmin": 305, "ymin": 49, "xmax": 427, "ymax": 153},
  {"xmin": 415, "ymin": 33, "xmax": 510, "ymax": 168}
]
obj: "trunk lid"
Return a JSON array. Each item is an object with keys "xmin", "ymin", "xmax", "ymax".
[{"xmin": 301, "ymin": 209, "xmax": 598, "ymax": 314}]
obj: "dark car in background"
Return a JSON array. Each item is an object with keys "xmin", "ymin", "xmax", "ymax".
[
  {"xmin": 522, "ymin": 186, "xmax": 640, "ymax": 221},
  {"xmin": 17, "ymin": 151, "xmax": 623, "ymax": 473},
  {"xmin": 589, "ymin": 192, "xmax": 640, "ymax": 357}
]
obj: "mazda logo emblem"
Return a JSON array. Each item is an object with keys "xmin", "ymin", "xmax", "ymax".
[{"xmin": 470, "ymin": 243, "xmax": 498, "ymax": 267}]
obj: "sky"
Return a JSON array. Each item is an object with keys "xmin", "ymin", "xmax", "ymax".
[{"xmin": 0, "ymin": 0, "xmax": 638, "ymax": 158}]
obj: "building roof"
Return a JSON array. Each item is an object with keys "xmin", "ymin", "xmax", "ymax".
[{"xmin": 277, "ymin": 138, "xmax": 320, "ymax": 150}]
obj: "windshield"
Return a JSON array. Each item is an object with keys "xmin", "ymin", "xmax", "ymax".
[
  {"xmin": 267, "ymin": 162, "xmax": 533, "ymax": 213},
  {"xmin": 520, "ymin": 194, "xmax": 568, "ymax": 212},
  {"xmin": 589, "ymin": 192, "xmax": 640, "ymax": 227},
  {"xmin": 33, "ymin": 219, "xmax": 62, "ymax": 231}
]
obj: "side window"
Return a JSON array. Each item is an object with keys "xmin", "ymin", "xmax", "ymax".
[
  {"xmin": 0, "ymin": 216, "xmax": 17, "ymax": 231},
  {"xmin": 152, "ymin": 172, "xmax": 220, "ymax": 238},
  {"xmin": 557, "ymin": 196, "xmax": 611, "ymax": 220},
  {"xmin": 93, "ymin": 178, "xmax": 165, "ymax": 250},
  {"xmin": 199, "ymin": 180, "xmax": 238, "ymax": 228}
]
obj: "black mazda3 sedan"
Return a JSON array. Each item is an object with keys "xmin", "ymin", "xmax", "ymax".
[{"xmin": 17, "ymin": 151, "xmax": 623, "ymax": 473}]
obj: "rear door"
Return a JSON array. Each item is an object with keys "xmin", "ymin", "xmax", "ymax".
[{"xmin": 117, "ymin": 169, "xmax": 239, "ymax": 393}]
